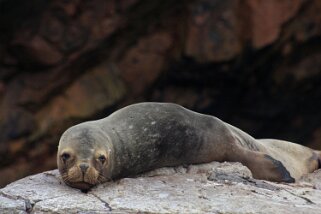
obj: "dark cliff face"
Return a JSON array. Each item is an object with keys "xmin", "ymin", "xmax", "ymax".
[{"xmin": 1, "ymin": 0, "xmax": 321, "ymax": 186}]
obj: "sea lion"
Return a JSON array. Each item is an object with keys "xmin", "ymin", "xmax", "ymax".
[{"xmin": 57, "ymin": 102, "xmax": 321, "ymax": 191}]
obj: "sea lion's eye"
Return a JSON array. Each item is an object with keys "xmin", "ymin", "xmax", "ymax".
[
  {"xmin": 98, "ymin": 155, "xmax": 106, "ymax": 164},
  {"xmin": 61, "ymin": 153, "xmax": 70, "ymax": 162}
]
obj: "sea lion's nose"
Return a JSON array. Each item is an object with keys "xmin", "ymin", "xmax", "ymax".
[{"xmin": 79, "ymin": 163, "xmax": 89, "ymax": 173}]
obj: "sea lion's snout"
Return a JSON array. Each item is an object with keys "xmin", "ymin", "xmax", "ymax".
[
  {"xmin": 62, "ymin": 162, "xmax": 100, "ymax": 191},
  {"xmin": 79, "ymin": 163, "xmax": 89, "ymax": 174}
]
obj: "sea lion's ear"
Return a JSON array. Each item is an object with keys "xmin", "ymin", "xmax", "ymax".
[
  {"xmin": 103, "ymin": 148, "xmax": 112, "ymax": 166},
  {"xmin": 106, "ymin": 148, "xmax": 112, "ymax": 160}
]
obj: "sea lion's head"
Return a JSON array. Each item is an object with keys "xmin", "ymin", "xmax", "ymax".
[{"xmin": 57, "ymin": 124, "xmax": 113, "ymax": 192}]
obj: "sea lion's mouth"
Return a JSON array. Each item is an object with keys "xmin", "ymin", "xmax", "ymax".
[{"xmin": 68, "ymin": 181, "xmax": 95, "ymax": 192}]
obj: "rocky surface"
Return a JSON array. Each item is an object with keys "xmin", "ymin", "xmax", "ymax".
[
  {"xmin": 1, "ymin": 162, "xmax": 321, "ymax": 214},
  {"xmin": 2, "ymin": 0, "xmax": 321, "ymax": 187}
]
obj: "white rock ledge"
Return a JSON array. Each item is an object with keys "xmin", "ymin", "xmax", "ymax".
[{"xmin": 1, "ymin": 161, "xmax": 321, "ymax": 214}]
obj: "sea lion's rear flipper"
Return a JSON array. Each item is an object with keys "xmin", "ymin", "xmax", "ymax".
[{"xmin": 227, "ymin": 148, "xmax": 295, "ymax": 183}]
